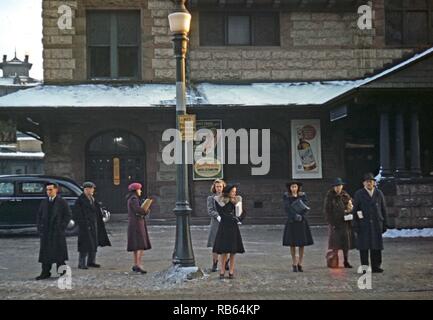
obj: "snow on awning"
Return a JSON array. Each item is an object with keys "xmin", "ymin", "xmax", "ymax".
[
  {"xmin": 197, "ymin": 81, "xmax": 362, "ymax": 106},
  {"xmin": 0, "ymin": 84, "xmax": 180, "ymax": 108},
  {"xmin": 0, "ymin": 81, "xmax": 362, "ymax": 108}
]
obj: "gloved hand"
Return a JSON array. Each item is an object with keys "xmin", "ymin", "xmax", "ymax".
[{"xmin": 294, "ymin": 214, "xmax": 303, "ymax": 222}]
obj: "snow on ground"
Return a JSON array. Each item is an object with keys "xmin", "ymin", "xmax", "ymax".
[{"xmin": 383, "ymin": 228, "xmax": 433, "ymax": 238}]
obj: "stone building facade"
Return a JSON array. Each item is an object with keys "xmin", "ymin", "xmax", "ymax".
[{"xmin": 1, "ymin": 0, "xmax": 432, "ymax": 227}]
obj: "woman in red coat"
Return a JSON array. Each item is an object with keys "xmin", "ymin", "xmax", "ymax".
[{"xmin": 126, "ymin": 183, "xmax": 151, "ymax": 274}]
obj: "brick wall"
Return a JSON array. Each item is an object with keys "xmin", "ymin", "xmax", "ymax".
[{"xmin": 43, "ymin": 0, "xmax": 416, "ymax": 83}]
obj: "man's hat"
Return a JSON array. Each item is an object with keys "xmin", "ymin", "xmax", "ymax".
[
  {"xmin": 82, "ymin": 181, "xmax": 96, "ymax": 188},
  {"xmin": 363, "ymin": 173, "xmax": 376, "ymax": 182},
  {"xmin": 331, "ymin": 177, "xmax": 346, "ymax": 187}
]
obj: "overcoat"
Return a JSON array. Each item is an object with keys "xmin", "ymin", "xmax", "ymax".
[
  {"xmin": 73, "ymin": 193, "xmax": 111, "ymax": 253},
  {"xmin": 127, "ymin": 194, "xmax": 152, "ymax": 252},
  {"xmin": 37, "ymin": 196, "xmax": 72, "ymax": 264},
  {"xmin": 352, "ymin": 188, "xmax": 388, "ymax": 251}
]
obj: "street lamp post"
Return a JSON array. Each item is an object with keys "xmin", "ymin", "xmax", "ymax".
[{"xmin": 168, "ymin": 0, "xmax": 195, "ymax": 267}]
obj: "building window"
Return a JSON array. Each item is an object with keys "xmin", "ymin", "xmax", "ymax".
[
  {"xmin": 199, "ymin": 12, "xmax": 280, "ymax": 46},
  {"xmin": 87, "ymin": 10, "xmax": 140, "ymax": 80},
  {"xmin": 385, "ymin": 0, "xmax": 433, "ymax": 46}
]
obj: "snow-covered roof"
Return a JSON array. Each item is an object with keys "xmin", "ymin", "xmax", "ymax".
[
  {"xmin": 0, "ymin": 84, "xmax": 178, "ymax": 107},
  {"xmin": 0, "ymin": 151, "xmax": 44, "ymax": 159},
  {"xmin": 0, "ymin": 77, "xmax": 40, "ymax": 87},
  {"xmin": 197, "ymin": 81, "xmax": 362, "ymax": 106},
  {"xmin": 0, "ymin": 81, "xmax": 362, "ymax": 108},
  {"xmin": 0, "ymin": 46, "xmax": 432, "ymax": 108}
]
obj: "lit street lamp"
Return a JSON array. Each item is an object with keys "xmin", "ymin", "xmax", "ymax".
[{"xmin": 168, "ymin": 0, "xmax": 195, "ymax": 267}]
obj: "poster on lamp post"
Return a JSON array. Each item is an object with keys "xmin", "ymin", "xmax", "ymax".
[
  {"xmin": 193, "ymin": 119, "xmax": 224, "ymax": 180},
  {"xmin": 291, "ymin": 119, "xmax": 322, "ymax": 179}
]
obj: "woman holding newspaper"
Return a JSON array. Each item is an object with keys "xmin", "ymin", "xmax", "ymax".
[
  {"xmin": 212, "ymin": 184, "xmax": 245, "ymax": 279},
  {"xmin": 126, "ymin": 182, "xmax": 152, "ymax": 274},
  {"xmin": 282, "ymin": 181, "xmax": 314, "ymax": 272}
]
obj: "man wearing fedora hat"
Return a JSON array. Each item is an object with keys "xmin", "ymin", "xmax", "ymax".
[
  {"xmin": 73, "ymin": 181, "xmax": 111, "ymax": 269},
  {"xmin": 352, "ymin": 173, "xmax": 389, "ymax": 273}
]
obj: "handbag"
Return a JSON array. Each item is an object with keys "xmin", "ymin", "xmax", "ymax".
[
  {"xmin": 326, "ymin": 250, "xmax": 339, "ymax": 268},
  {"xmin": 291, "ymin": 198, "xmax": 310, "ymax": 215}
]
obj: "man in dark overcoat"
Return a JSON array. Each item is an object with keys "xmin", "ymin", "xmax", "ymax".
[
  {"xmin": 73, "ymin": 181, "xmax": 111, "ymax": 269},
  {"xmin": 36, "ymin": 182, "xmax": 72, "ymax": 280},
  {"xmin": 352, "ymin": 173, "xmax": 389, "ymax": 273}
]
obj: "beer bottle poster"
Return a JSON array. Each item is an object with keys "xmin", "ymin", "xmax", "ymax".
[
  {"xmin": 193, "ymin": 119, "xmax": 224, "ymax": 181},
  {"xmin": 291, "ymin": 119, "xmax": 322, "ymax": 179}
]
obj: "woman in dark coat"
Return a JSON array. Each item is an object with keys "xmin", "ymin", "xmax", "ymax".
[
  {"xmin": 282, "ymin": 181, "xmax": 314, "ymax": 272},
  {"xmin": 126, "ymin": 182, "xmax": 151, "ymax": 274},
  {"xmin": 73, "ymin": 181, "xmax": 111, "ymax": 269},
  {"xmin": 324, "ymin": 178, "xmax": 355, "ymax": 268},
  {"xmin": 213, "ymin": 184, "xmax": 245, "ymax": 279}
]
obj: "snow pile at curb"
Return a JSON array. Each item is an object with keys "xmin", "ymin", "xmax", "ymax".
[
  {"xmin": 153, "ymin": 265, "xmax": 205, "ymax": 285},
  {"xmin": 383, "ymin": 228, "xmax": 433, "ymax": 238}
]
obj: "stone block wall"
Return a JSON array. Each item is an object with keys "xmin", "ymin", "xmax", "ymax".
[
  {"xmin": 43, "ymin": 0, "xmax": 416, "ymax": 83},
  {"xmin": 382, "ymin": 179, "xmax": 433, "ymax": 229}
]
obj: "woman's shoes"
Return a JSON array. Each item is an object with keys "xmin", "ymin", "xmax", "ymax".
[
  {"xmin": 132, "ymin": 266, "xmax": 147, "ymax": 274},
  {"xmin": 211, "ymin": 260, "xmax": 218, "ymax": 272},
  {"xmin": 297, "ymin": 264, "xmax": 303, "ymax": 272},
  {"xmin": 344, "ymin": 261, "xmax": 353, "ymax": 268},
  {"xmin": 219, "ymin": 273, "xmax": 225, "ymax": 279},
  {"xmin": 228, "ymin": 273, "xmax": 234, "ymax": 279},
  {"xmin": 292, "ymin": 265, "xmax": 298, "ymax": 272}
]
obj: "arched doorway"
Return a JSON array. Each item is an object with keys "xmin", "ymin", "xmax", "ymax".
[{"xmin": 86, "ymin": 130, "xmax": 145, "ymax": 213}]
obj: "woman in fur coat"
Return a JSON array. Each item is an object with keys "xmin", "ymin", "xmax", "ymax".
[{"xmin": 324, "ymin": 178, "xmax": 355, "ymax": 268}]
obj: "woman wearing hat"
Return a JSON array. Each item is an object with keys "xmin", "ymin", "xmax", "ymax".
[
  {"xmin": 282, "ymin": 181, "xmax": 314, "ymax": 272},
  {"xmin": 207, "ymin": 179, "xmax": 226, "ymax": 272},
  {"xmin": 324, "ymin": 178, "xmax": 355, "ymax": 268},
  {"xmin": 212, "ymin": 184, "xmax": 245, "ymax": 279},
  {"xmin": 126, "ymin": 182, "xmax": 151, "ymax": 274}
]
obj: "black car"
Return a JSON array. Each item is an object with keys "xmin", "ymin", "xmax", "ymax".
[{"xmin": 0, "ymin": 175, "xmax": 110, "ymax": 234}]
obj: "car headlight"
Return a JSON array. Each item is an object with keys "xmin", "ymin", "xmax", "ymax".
[{"xmin": 67, "ymin": 219, "xmax": 75, "ymax": 229}]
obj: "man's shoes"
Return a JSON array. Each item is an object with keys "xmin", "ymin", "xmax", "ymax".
[
  {"xmin": 292, "ymin": 265, "xmax": 298, "ymax": 272},
  {"xmin": 211, "ymin": 261, "xmax": 218, "ymax": 272},
  {"xmin": 78, "ymin": 265, "xmax": 88, "ymax": 269},
  {"xmin": 344, "ymin": 261, "xmax": 353, "ymax": 268},
  {"xmin": 372, "ymin": 267, "xmax": 384, "ymax": 273},
  {"xmin": 87, "ymin": 263, "xmax": 101, "ymax": 268},
  {"xmin": 36, "ymin": 273, "xmax": 51, "ymax": 280}
]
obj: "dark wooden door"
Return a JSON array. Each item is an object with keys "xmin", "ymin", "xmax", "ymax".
[
  {"xmin": 86, "ymin": 131, "xmax": 145, "ymax": 213},
  {"xmin": 345, "ymin": 146, "xmax": 379, "ymax": 196}
]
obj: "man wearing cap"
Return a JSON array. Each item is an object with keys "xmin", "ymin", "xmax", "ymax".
[
  {"xmin": 73, "ymin": 181, "xmax": 111, "ymax": 269},
  {"xmin": 352, "ymin": 173, "xmax": 389, "ymax": 273}
]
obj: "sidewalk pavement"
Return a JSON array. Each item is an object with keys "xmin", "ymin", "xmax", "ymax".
[{"xmin": 0, "ymin": 222, "xmax": 432, "ymax": 299}]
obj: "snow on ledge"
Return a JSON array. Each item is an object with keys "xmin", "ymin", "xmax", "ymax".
[{"xmin": 383, "ymin": 228, "xmax": 433, "ymax": 238}]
